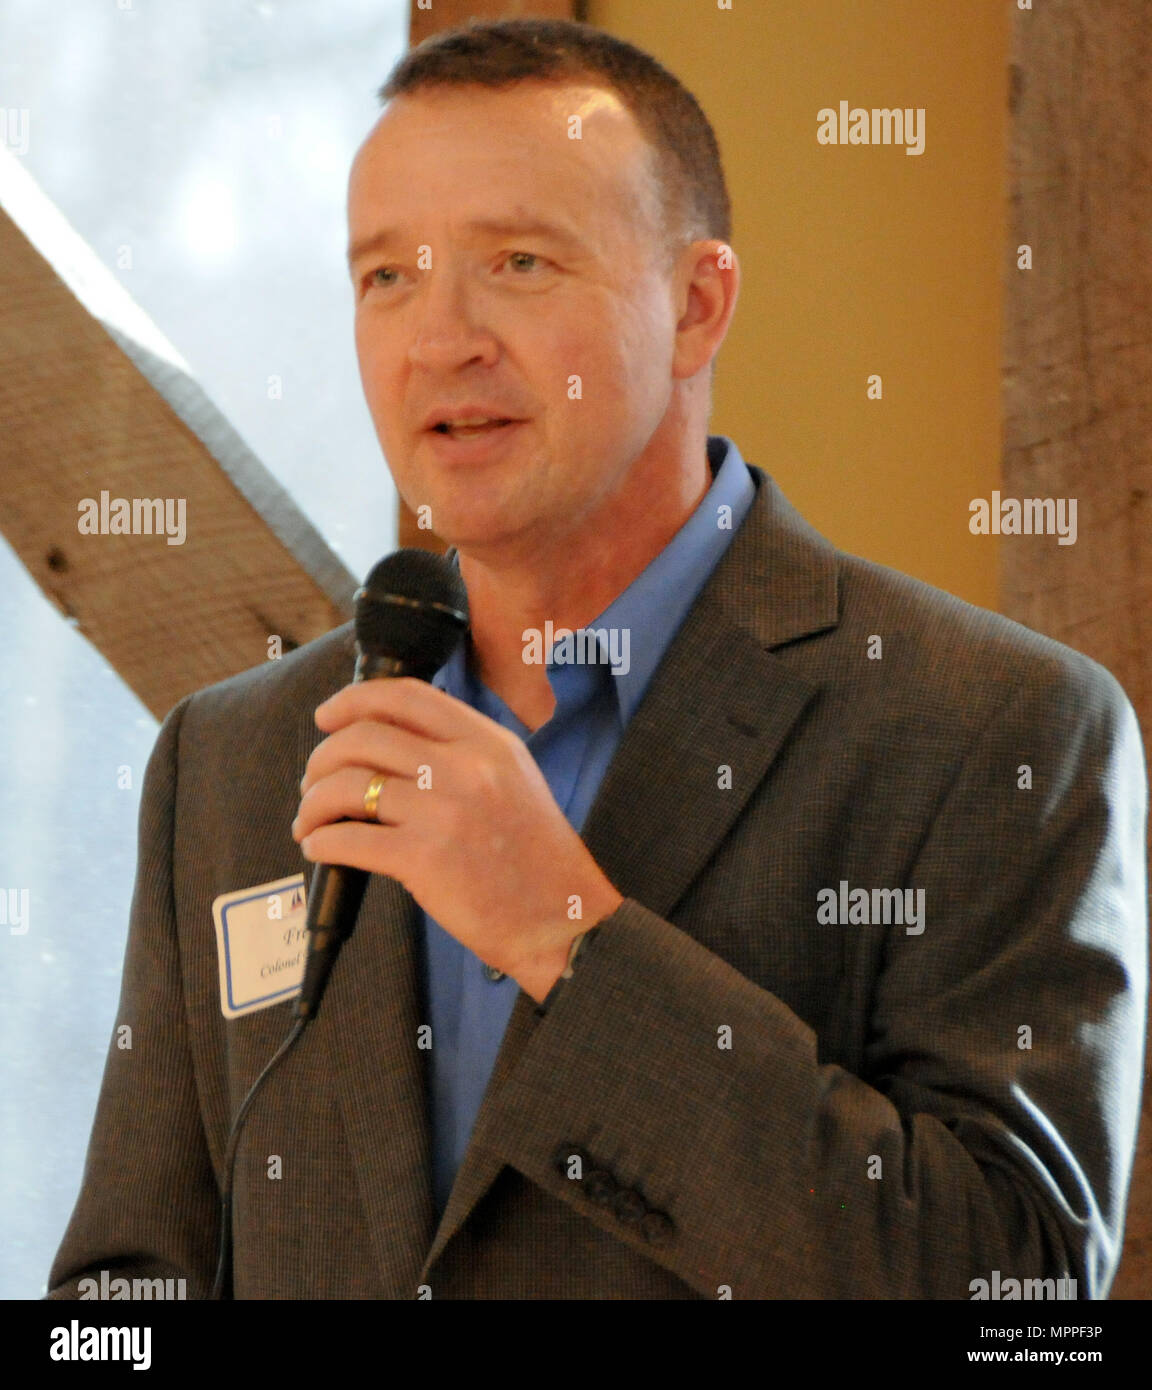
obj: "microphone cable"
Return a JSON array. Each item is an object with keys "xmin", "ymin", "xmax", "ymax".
[{"xmin": 210, "ymin": 1015, "xmax": 307, "ymax": 1300}]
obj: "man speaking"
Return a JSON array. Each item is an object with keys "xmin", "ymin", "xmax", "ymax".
[{"xmin": 48, "ymin": 18, "xmax": 1146, "ymax": 1299}]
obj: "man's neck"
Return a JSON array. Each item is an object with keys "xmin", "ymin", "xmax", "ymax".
[{"xmin": 456, "ymin": 443, "xmax": 713, "ymax": 732}]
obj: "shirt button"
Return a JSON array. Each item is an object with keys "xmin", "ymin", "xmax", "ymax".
[
  {"xmin": 640, "ymin": 1210, "xmax": 675, "ymax": 1246},
  {"xmin": 481, "ymin": 963, "xmax": 506, "ymax": 982},
  {"xmin": 612, "ymin": 1189, "xmax": 649, "ymax": 1226},
  {"xmin": 581, "ymin": 1169, "xmax": 619, "ymax": 1207}
]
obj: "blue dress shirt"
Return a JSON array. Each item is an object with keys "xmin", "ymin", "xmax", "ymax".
[{"xmin": 421, "ymin": 434, "xmax": 757, "ymax": 1217}]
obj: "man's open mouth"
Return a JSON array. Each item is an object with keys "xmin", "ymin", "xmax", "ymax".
[{"xmin": 432, "ymin": 418, "xmax": 516, "ymax": 437}]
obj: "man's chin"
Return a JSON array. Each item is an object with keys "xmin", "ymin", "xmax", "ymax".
[
  {"xmin": 394, "ymin": 471, "xmax": 502, "ymax": 536},
  {"xmin": 430, "ymin": 507, "xmax": 565, "ymax": 562},
  {"xmin": 393, "ymin": 472, "xmax": 557, "ymax": 556},
  {"xmin": 433, "ymin": 519, "xmax": 528, "ymax": 555}
]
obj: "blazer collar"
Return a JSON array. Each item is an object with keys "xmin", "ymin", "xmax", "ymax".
[{"xmin": 442, "ymin": 462, "xmax": 839, "ymax": 653}]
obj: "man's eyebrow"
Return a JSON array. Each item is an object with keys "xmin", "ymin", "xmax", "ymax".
[{"xmin": 346, "ymin": 217, "xmax": 585, "ymax": 267}]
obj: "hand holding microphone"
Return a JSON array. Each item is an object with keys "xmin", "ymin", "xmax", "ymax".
[
  {"xmin": 293, "ymin": 547, "xmax": 469, "ymax": 1021},
  {"xmin": 293, "ymin": 553, "xmax": 624, "ymax": 1010}
]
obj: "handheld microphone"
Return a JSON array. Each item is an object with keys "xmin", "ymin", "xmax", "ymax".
[{"xmin": 293, "ymin": 547, "xmax": 469, "ymax": 1021}]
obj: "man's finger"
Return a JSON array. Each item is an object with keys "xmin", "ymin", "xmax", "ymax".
[
  {"xmin": 300, "ymin": 719, "xmax": 434, "ymax": 793},
  {"xmin": 294, "ymin": 764, "xmax": 419, "ymax": 840},
  {"xmin": 299, "ymin": 819, "xmax": 413, "ymax": 877},
  {"xmin": 316, "ymin": 675, "xmax": 490, "ymax": 741}
]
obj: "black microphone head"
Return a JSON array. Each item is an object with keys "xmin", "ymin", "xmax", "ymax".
[{"xmin": 354, "ymin": 548, "xmax": 469, "ymax": 679}]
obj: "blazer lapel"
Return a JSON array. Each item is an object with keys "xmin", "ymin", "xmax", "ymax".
[
  {"xmin": 419, "ymin": 466, "xmax": 841, "ymax": 1274},
  {"xmin": 583, "ymin": 465, "xmax": 839, "ymax": 915},
  {"xmin": 322, "ymin": 874, "xmax": 436, "ymax": 1296},
  {"xmin": 286, "ymin": 629, "xmax": 436, "ymax": 1297}
]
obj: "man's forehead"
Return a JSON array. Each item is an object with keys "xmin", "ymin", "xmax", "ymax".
[
  {"xmin": 377, "ymin": 79, "xmax": 633, "ymax": 127},
  {"xmin": 353, "ymin": 80, "xmax": 646, "ymax": 173},
  {"xmin": 348, "ymin": 82, "xmax": 658, "ymax": 253}
]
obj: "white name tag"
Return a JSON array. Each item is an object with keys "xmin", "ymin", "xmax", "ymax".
[{"xmin": 211, "ymin": 874, "xmax": 308, "ymax": 1019}]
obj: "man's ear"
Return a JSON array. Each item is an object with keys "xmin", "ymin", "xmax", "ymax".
[{"xmin": 672, "ymin": 239, "xmax": 740, "ymax": 382}]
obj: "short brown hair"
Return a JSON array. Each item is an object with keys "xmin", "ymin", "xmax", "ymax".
[{"xmin": 377, "ymin": 17, "xmax": 733, "ymax": 271}]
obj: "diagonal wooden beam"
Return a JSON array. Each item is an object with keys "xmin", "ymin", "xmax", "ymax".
[{"xmin": 0, "ymin": 146, "xmax": 359, "ymax": 720}]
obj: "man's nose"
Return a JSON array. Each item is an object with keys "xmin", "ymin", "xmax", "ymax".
[{"xmin": 407, "ymin": 265, "xmax": 499, "ymax": 371}]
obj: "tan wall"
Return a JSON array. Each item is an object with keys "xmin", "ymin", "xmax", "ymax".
[{"xmin": 588, "ymin": 0, "xmax": 1009, "ymax": 609}]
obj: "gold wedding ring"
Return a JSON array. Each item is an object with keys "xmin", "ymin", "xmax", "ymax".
[{"xmin": 363, "ymin": 771, "xmax": 390, "ymax": 820}]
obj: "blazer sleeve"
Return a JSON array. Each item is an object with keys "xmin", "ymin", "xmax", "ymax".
[
  {"xmin": 477, "ymin": 657, "xmax": 1149, "ymax": 1299},
  {"xmin": 46, "ymin": 693, "xmax": 221, "ymax": 1299}
]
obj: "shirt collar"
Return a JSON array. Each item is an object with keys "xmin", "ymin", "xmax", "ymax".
[
  {"xmin": 590, "ymin": 434, "xmax": 755, "ymax": 723},
  {"xmin": 434, "ymin": 435, "xmax": 756, "ymax": 724}
]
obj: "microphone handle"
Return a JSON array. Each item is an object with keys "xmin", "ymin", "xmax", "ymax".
[
  {"xmin": 293, "ymin": 654, "xmax": 432, "ymax": 1022},
  {"xmin": 294, "ymin": 863, "xmax": 370, "ymax": 1021}
]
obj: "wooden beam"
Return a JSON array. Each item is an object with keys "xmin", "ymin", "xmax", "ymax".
[
  {"xmin": 0, "ymin": 147, "xmax": 359, "ymax": 720},
  {"xmin": 1001, "ymin": 0, "xmax": 1151, "ymax": 1297},
  {"xmin": 398, "ymin": 0, "xmax": 580, "ymax": 549}
]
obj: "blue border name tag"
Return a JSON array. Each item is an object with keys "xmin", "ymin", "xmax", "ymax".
[{"xmin": 211, "ymin": 874, "xmax": 308, "ymax": 1018}]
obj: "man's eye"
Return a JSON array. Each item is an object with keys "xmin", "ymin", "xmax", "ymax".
[
  {"xmin": 362, "ymin": 255, "xmax": 544, "ymax": 293},
  {"xmin": 504, "ymin": 252, "xmax": 543, "ymax": 272}
]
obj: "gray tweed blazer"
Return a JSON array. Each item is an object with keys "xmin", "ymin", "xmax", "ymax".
[{"xmin": 47, "ymin": 464, "xmax": 1148, "ymax": 1299}]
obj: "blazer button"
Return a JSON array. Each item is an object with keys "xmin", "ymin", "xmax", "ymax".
[
  {"xmin": 612, "ymin": 1188, "xmax": 648, "ymax": 1226},
  {"xmin": 640, "ymin": 1209, "xmax": 675, "ymax": 1246},
  {"xmin": 552, "ymin": 1143, "xmax": 592, "ymax": 1179},
  {"xmin": 581, "ymin": 1169, "xmax": 619, "ymax": 1207}
]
